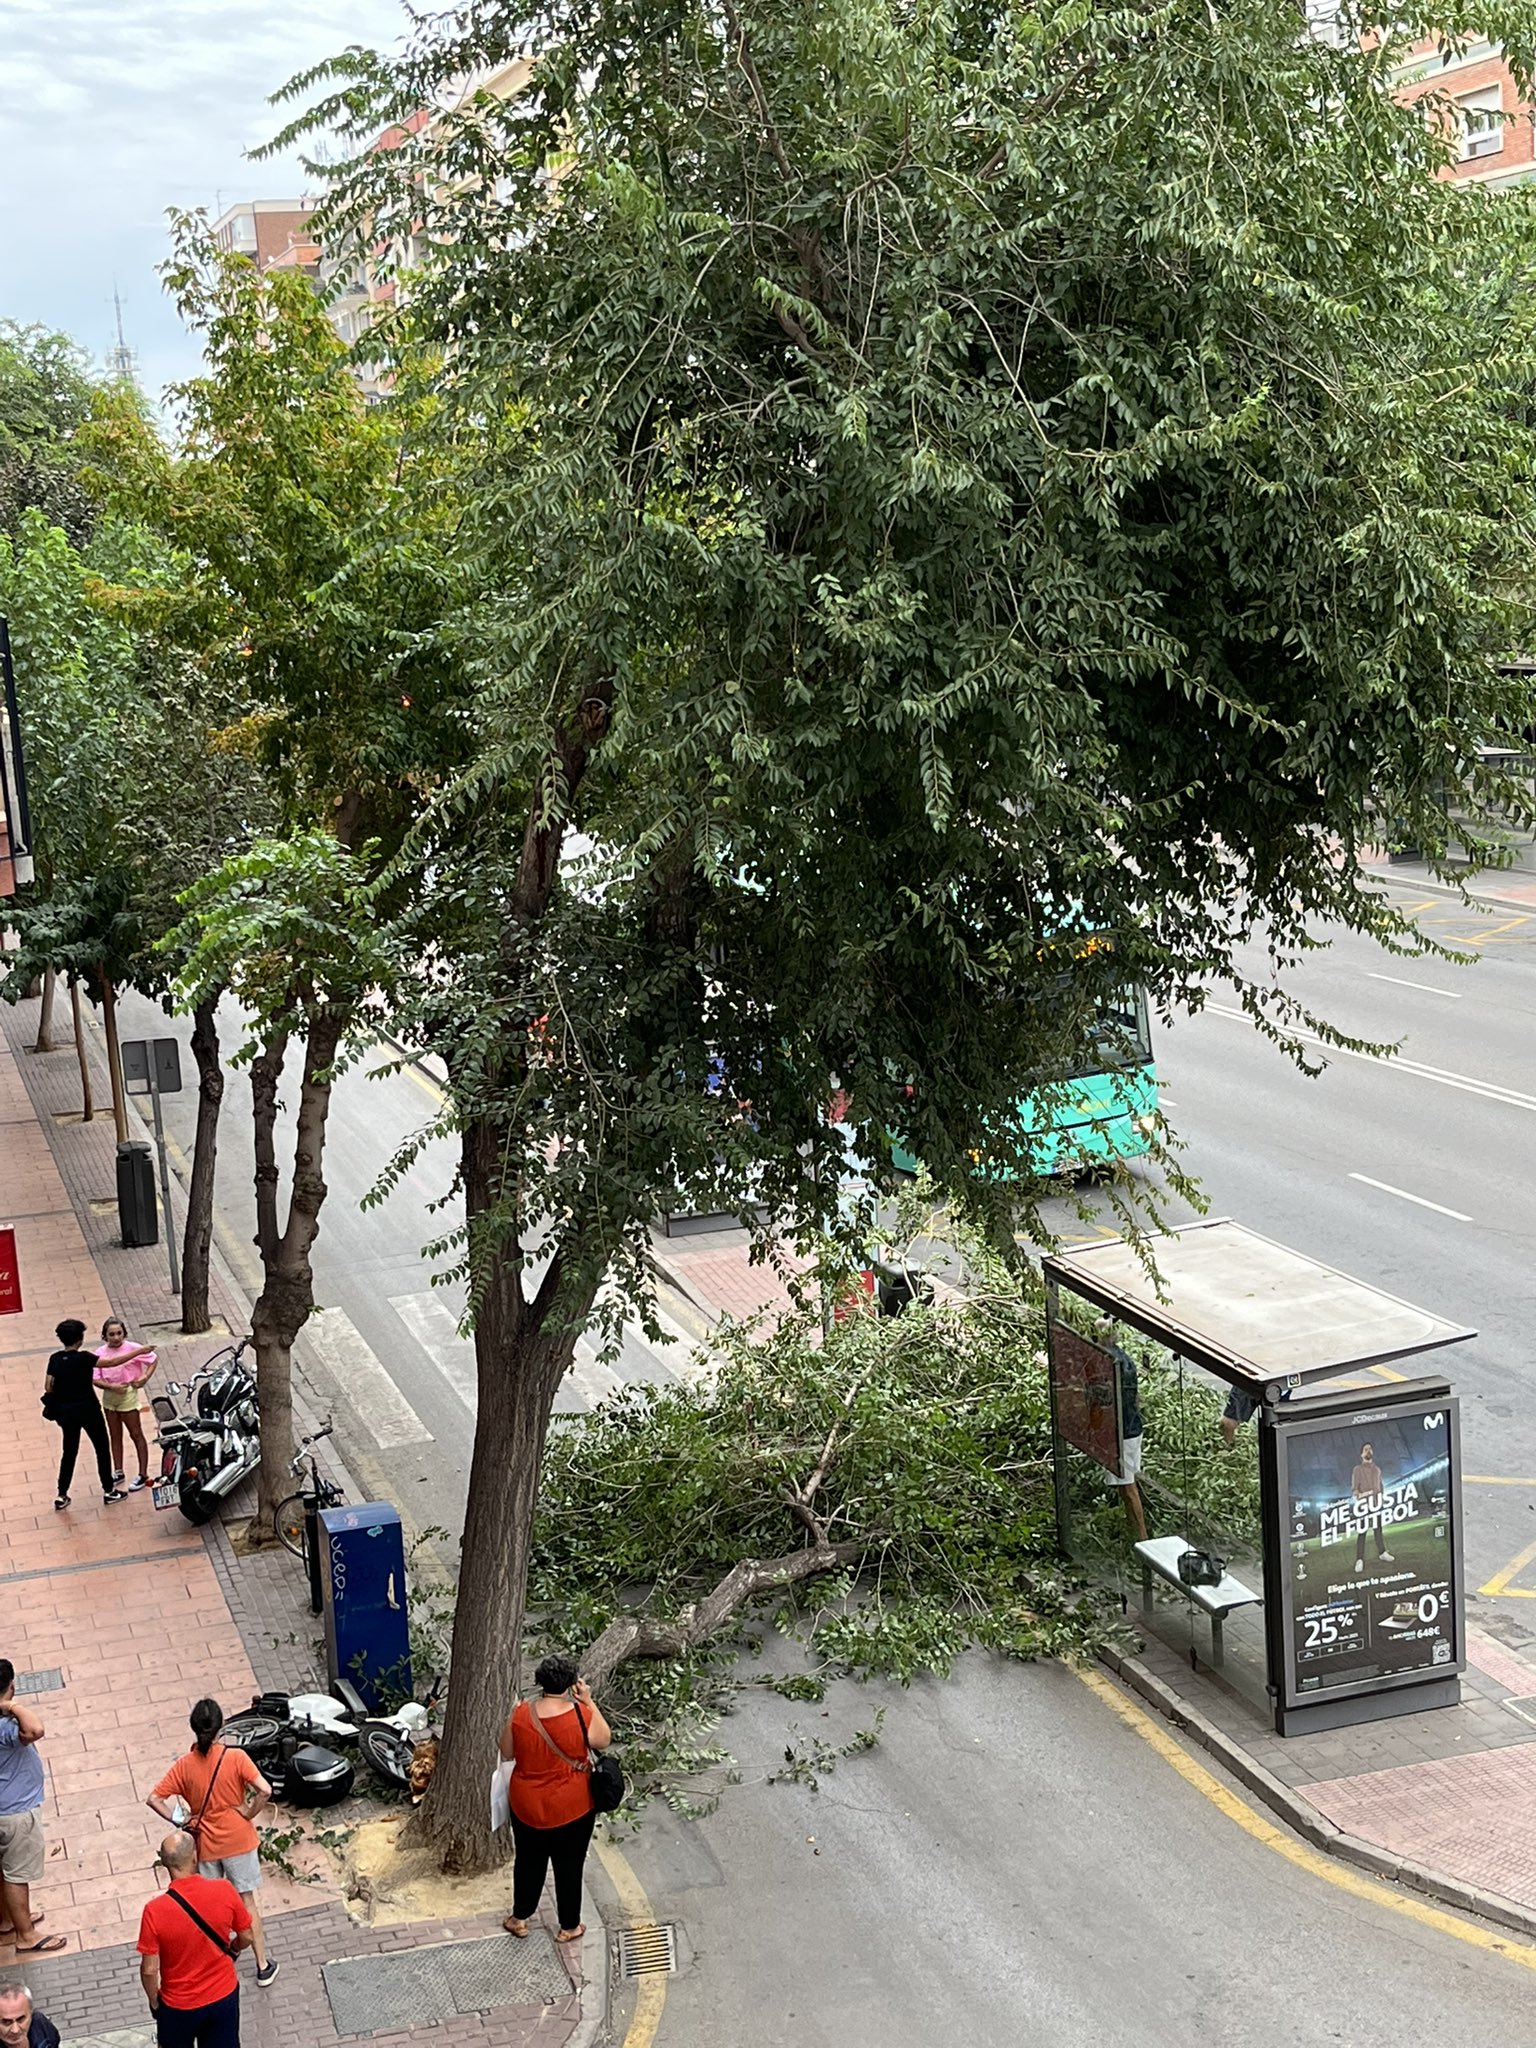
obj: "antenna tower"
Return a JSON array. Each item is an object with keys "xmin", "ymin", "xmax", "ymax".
[{"xmin": 107, "ymin": 287, "xmax": 137, "ymax": 383}]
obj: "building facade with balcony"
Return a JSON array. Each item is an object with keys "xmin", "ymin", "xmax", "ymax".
[
  {"xmin": 210, "ymin": 199, "xmax": 320, "ymax": 270},
  {"xmin": 1391, "ymin": 36, "xmax": 1536, "ymax": 188}
]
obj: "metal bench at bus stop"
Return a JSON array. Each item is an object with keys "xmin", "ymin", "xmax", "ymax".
[{"xmin": 1134, "ymin": 1536, "xmax": 1261, "ymax": 1669}]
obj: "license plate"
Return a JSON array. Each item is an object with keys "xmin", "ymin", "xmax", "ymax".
[{"xmin": 152, "ymin": 1480, "xmax": 180, "ymax": 1511}]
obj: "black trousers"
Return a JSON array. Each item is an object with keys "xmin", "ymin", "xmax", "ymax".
[
  {"xmin": 55, "ymin": 1404, "xmax": 113, "ymax": 1497},
  {"xmin": 511, "ymin": 1809, "xmax": 596, "ymax": 1929},
  {"xmin": 154, "ymin": 1988, "xmax": 240, "ymax": 2048}
]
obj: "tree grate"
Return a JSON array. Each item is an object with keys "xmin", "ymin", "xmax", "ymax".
[{"xmin": 617, "ymin": 1923, "xmax": 678, "ymax": 1979}]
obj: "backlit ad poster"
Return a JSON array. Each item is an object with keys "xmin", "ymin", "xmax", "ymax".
[{"xmin": 1278, "ymin": 1397, "xmax": 1462, "ymax": 1703}]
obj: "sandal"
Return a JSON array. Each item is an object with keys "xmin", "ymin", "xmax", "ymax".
[
  {"xmin": 18, "ymin": 1934, "xmax": 67, "ymax": 1954},
  {"xmin": 556, "ymin": 1925, "xmax": 585, "ymax": 1944},
  {"xmin": 503, "ymin": 1917, "xmax": 530, "ymax": 1939}
]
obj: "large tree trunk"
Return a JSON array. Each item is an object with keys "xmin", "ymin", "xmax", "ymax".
[
  {"xmin": 69, "ymin": 976, "xmax": 93, "ymax": 1122},
  {"xmin": 405, "ymin": 1125, "xmax": 592, "ymax": 1873},
  {"xmin": 246, "ymin": 1013, "xmax": 344, "ymax": 1541},
  {"xmin": 99, "ymin": 972, "xmax": 129, "ymax": 1143},
  {"xmin": 180, "ymin": 995, "xmax": 223, "ymax": 1336},
  {"xmin": 31, "ymin": 963, "xmax": 59, "ymax": 1052}
]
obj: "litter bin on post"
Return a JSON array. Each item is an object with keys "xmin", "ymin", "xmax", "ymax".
[
  {"xmin": 115, "ymin": 1140, "xmax": 157, "ymax": 1248},
  {"xmin": 319, "ymin": 1503, "xmax": 412, "ymax": 1710}
]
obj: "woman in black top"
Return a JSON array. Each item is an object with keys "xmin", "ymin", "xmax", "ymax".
[{"xmin": 44, "ymin": 1318, "xmax": 126, "ymax": 1510}]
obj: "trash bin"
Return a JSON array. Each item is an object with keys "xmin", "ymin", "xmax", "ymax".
[{"xmin": 115, "ymin": 1140, "xmax": 158, "ymax": 1248}]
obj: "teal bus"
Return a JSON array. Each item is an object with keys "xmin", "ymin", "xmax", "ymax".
[{"xmin": 888, "ymin": 985, "xmax": 1159, "ymax": 1179}]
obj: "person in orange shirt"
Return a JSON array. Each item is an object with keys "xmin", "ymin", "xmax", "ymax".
[
  {"xmin": 146, "ymin": 1702, "xmax": 277, "ymax": 1988},
  {"xmin": 498, "ymin": 1655, "xmax": 612, "ymax": 1944},
  {"xmin": 137, "ymin": 1830, "xmax": 251, "ymax": 2048}
]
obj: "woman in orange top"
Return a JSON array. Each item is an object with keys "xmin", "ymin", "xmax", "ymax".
[
  {"xmin": 147, "ymin": 1698, "xmax": 279, "ymax": 1987},
  {"xmin": 499, "ymin": 1654, "xmax": 612, "ymax": 1943}
]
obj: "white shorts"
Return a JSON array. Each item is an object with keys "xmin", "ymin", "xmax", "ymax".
[{"xmin": 1108, "ymin": 1435, "xmax": 1143, "ymax": 1487}]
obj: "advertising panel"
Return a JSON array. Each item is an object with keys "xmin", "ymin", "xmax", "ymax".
[
  {"xmin": 1275, "ymin": 1393, "xmax": 1461, "ymax": 1706},
  {"xmin": 1047, "ymin": 1322, "xmax": 1122, "ymax": 1475},
  {"xmin": 0, "ymin": 1226, "xmax": 20, "ymax": 1315}
]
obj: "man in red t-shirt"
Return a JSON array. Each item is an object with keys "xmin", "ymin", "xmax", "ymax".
[{"xmin": 137, "ymin": 1832, "xmax": 251, "ymax": 2048}]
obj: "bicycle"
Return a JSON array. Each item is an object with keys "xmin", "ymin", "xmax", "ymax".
[{"xmin": 275, "ymin": 1422, "xmax": 344, "ymax": 1613}]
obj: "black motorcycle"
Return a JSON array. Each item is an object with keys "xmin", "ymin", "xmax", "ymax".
[{"xmin": 151, "ymin": 1340, "xmax": 261, "ymax": 1526}]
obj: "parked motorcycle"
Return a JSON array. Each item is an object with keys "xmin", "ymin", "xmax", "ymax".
[
  {"xmin": 219, "ymin": 1692, "xmax": 356, "ymax": 1808},
  {"xmin": 150, "ymin": 1340, "xmax": 260, "ymax": 1526},
  {"xmin": 222, "ymin": 1681, "xmax": 442, "ymax": 1796}
]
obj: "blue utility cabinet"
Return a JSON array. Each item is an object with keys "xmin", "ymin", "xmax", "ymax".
[{"xmin": 319, "ymin": 1502, "xmax": 412, "ymax": 1710}]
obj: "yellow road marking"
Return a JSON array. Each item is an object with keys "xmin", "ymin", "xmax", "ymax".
[
  {"xmin": 1369, "ymin": 1363, "xmax": 1407, "ymax": 1383},
  {"xmin": 1390, "ymin": 897, "xmax": 1443, "ymax": 914},
  {"xmin": 1466, "ymin": 1476, "xmax": 1536, "ymax": 1488},
  {"xmin": 1479, "ymin": 1534, "xmax": 1536, "ymax": 1599},
  {"xmin": 368, "ymin": 1033, "xmax": 447, "ymax": 1104},
  {"xmin": 1456, "ymin": 918, "xmax": 1530, "ymax": 944},
  {"xmin": 1075, "ymin": 1666, "xmax": 1536, "ymax": 1968},
  {"xmin": 594, "ymin": 1836, "xmax": 668, "ymax": 2046}
]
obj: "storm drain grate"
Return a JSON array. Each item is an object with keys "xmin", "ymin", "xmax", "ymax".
[
  {"xmin": 617, "ymin": 1923, "xmax": 678, "ymax": 1979},
  {"xmin": 16, "ymin": 1668, "xmax": 63, "ymax": 1695},
  {"xmin": 323, "ymin": 1934, "xmax": 571, "ymax": 2035}
]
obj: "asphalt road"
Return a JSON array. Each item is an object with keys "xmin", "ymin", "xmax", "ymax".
[
  {"xmin": 619, "ymin": 1652, "xmax": 1536, "ymax": 2048},
  {"xmin": 1040, "ymin": 882, "xmax": 1536, "ymax": 1614}
]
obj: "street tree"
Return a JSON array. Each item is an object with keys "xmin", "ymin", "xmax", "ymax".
[
  {"xmin": 169, "ymin": 833, "xmax": 386, "ymax": 1529},
  {"xmin": 92, "ymin": 218, "xmax": 469, "ymax": 1515},
  {"xmin": 284, "ymin": 0, "xmax": 1536, "ymax": 1864}
]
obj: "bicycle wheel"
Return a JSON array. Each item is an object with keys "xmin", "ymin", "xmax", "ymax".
[{"xmin": 276, "ymin": 1494, "xmax": 308, "ymax": 1558}]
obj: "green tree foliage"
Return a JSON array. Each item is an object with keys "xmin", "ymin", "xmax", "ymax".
[
  {"xmin": 274, "ymin": 0, "xmax": 1536, "ymax": 1863},
  {"xmin": 89, "ymin": 218, "xmax": 468, "ymax": 1486},
  {"xmin": 0, "ymin": 323, "xmax": 110, "ymax": 545}
]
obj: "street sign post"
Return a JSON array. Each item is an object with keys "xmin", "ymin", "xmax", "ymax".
[
  {"xmin": 0, "ymin": 1226, "xmax": 21, "ymax": 1315},
  {"xmin": 121, "ymin": 1037, "xmax": 183, "ymax": 1297}
]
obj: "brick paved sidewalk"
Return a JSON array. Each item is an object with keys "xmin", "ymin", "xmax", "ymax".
[{"xmin": 0, "ymin": 995, "xmax": 595, "ymax": 2046}]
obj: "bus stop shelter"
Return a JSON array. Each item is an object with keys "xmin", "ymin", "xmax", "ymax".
[{"xmin": 1042, "ymin": 1219, "xmax": 1475, "ymax": 1735}]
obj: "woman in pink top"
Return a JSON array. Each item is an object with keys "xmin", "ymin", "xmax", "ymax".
[{"xmin": 93, "ymin": 1317, "xmax": 158, "ymax": 1492}]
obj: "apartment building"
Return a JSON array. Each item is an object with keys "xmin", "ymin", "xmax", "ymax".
[
  {"xmin": 210, "ymin": 198, "xmax": 320, "ymax": 270},
  {"xmin": 1390, "ymin": 36, "xmax": 1536, "ymax": 188}
]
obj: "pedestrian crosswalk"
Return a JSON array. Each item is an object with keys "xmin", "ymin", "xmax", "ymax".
[{"xmin": 386, "ymin": 1289, "xmax": 693, "ymax": 1422}]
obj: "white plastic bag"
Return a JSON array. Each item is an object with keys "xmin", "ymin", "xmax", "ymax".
[{"xmin": 489, "ymin": 1755, "xmax": 515, "ymax": 1833}]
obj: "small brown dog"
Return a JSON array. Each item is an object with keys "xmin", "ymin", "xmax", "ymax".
[{"xmin": 407, "ymin": 1735, "xmax": 440, "ymax": 1803}]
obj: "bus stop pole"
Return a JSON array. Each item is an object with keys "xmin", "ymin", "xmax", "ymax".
[{"xmin": 1044, "ymin": 1276, "xmax": 1073, "ymax": 1557}]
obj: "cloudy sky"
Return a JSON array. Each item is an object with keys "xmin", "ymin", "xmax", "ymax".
[{"xmin": 1, "ymin": 0, "xmax": 412, "ymax": 401}]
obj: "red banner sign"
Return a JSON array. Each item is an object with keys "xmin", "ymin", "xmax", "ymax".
[{"xmin": 0, "ymin": 1226, "xmax": 21, "ymax": 1315}]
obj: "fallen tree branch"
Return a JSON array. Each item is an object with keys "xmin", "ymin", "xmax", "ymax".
[{"xmin": 581, "ymin": 1535, "xmax": 877, "ymax": 1692}]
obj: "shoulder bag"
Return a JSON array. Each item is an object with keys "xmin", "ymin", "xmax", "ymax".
[
  {"xmin": 166, "ymin": 1886, "xmax": 240, "ymax": 1960},
  {"xmin": 527, "ymin": 1701, "xmax": 626, "ymax": 1815},
  {"xmin": 185, "ymin": 1748, "xmax": 227, "ymax": 1850}
]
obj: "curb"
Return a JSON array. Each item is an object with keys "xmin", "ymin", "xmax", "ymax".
[
  {"xmin": 1100, "ymin": 1646, "xmax": 1536, "ymax": 1943},
  {"xmin": 567, "ymin": 1911, "xmax": 611, "ymax": 2048}
]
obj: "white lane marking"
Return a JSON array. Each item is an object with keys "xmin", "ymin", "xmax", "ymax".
[
  {"xmin": 1205, "ymin": 1004, "xmax": 1536, "ymax": 1112},
  {"xmin": 304, "ymin": 1306, "xmax": 433, "ymax": 1448},
  {"xmin": 390, "ymin": 1290, "xmax": 649, "ymax": 1415},
  {"xmin": 389, "ymin": 1292, "xmax": 478, "ymax": 1411},
  {"xmin": 1366, "ymin": 972, "xmax": 1461, "ymax": 999},
  {"xmin": 1348, "ymin": 1174, "xmax": 1472, "ymax": 1222}
]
